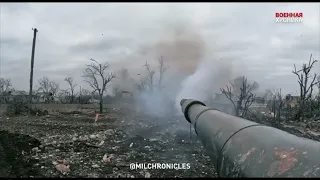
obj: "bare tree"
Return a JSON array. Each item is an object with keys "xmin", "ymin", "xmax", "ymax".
[
  {"xmin": 158, "ymin": 56, "xmax": 168, "ymax": 90},
  {"xmin": 272, "ymin": 89, "xmax": 284, "ymax": 124},
  {"xmin": 292, "ymin": 54, "xmax": 318, "ymax": 120},
  {"xmin": 136, "ymin": 78, "xmax": 147, "ymax": 92},
  {"xmin": 57, "ymin": 90, "xmax": 69, "ymax": 104},
  {"xmin": 81, "ymin": 88, "xmax": 92, "ymax": 96},
  {"xmin": 37, "ymin": 76, "xmax": 59, "ymax": 103},
  {"xmin": 83, "ymin": 58, "xmax": 116, "ymax": 113},
  {"xmin": 38, "ymin": 77, "xmax": 50, "ymax": 94},
  {"xmin": 264, "ymin": 89, "xmax": 274, "ymax": 102},
  {"xmin": 284, "ymin": 93, "xmax": 294, "ymax": 120},
  {"xmin": 0, "ymin": 78, "xmax": 13, "ymax": 95},
  {"xmin": 64, "ymin": 76, "xmax": 77, "ymax": 103},
  {"xmin": 77, "ymin": 87, "xmax": 92, "ymax": 104},
  {"xmin": 50, "ymin": 81, "xmax": 59, "ymax": 97},
  {"xmin": 220, "ymin": 76, "xmax": 256, "ymax": 117},
  {"xmin": 143, "ymin": 61, "xmax": 156, "ymax": 92},
  {"xmin": 138, "ymin": 57, "xmax": 168, "ymax": 92}
]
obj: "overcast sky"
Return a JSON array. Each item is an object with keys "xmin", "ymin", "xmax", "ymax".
[{"xmin": 0, "ymin": 3, "xmax": 319, "ymax": 95}]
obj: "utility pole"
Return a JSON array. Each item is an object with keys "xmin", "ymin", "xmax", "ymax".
[{"xmin": 28, "ymin": 28, "xmax": 38, "ymax": 104}]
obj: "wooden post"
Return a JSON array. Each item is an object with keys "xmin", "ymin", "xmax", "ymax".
[{"xmin": 28, "ymin": 28, "xmax": 38, "ymax": 104}]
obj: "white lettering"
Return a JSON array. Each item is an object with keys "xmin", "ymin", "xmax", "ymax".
[
  {"xmin": 275, "ymin": 17, "xmax": 303, "ymax": 23},
  {"xmin": 129, "ymin": 163, "xmax": 191, "ymax": 170}
]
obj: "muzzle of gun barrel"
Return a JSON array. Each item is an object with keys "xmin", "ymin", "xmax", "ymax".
[
  {"xmin": 180, "ymin": 98, "xmax": 320, "ymax": 178},
  {"xmin": 180, "ymin": 99, "xmax": 206, "ymax": 123}
]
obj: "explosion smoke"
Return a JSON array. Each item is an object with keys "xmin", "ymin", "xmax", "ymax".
[
  {"xmin": 175, "ymin": 57, "xmax": 233, "ymax": 112},
  {"xmin": 111, "ymin": 23, "xmax": 235, "ymax": 117}
]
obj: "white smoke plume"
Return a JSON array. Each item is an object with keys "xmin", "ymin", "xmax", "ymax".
[
  {"xmin": 111, "ymin": 22, "xmax": 236, "ymax": 116},
  {"xmin": 175, "ymin": 57, "xmax": 234, "ymax": 111}
]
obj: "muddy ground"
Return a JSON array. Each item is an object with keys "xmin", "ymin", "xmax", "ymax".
[
  {"xmin": 0, "ymin": 103, "xmax": 215, "ymax": 178},
  {"xmin": 1, "ymin": 102, "xmax": 320, "ymax": 178}
]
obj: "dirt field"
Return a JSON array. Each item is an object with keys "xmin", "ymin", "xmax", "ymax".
[
  {"xmin": 0, "ymin": 102, "xmax": 216, "ymax": 178},
  {"xmin": 1, "ymin": 101, "xmax": 320, "ymax": 178}
]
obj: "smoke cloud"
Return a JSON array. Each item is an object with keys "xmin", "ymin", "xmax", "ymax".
[
  {"xmin": 175, "ymin": 57, "xmax": 233, "ymax": 111},
  {"xmin": 153, "ymin": 24, "xmax": 205, "ymax": 75},
  {"xmin": 111, "ymin": 22, "xmax": 235, "ymax": 117}
]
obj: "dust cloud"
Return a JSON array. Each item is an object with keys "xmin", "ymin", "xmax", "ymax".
[
  {"xmin": 111, "ymin": 23, "xmax": 235, "ymax": 117},
  {"xmin": 153, "ymin": 24, "xmax": 205, "ymax": 76}
]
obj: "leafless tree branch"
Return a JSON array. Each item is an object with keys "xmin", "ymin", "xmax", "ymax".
[
  {"xmin": 292, "ymin": 54, "xmax": 318, "ymax": 120},
  {"xmin": 64, "ymin": 76, "xmax": 77, "ymax": 103},
  {"xmin": 143, "ymin": 61, "xmax": 156, "ymax": 92},
  {"xmin": 0, "ymin": 78, "xmax": 12, "ymax": 95},
  {"xmin": 221, "ymin": 76, "xmax": 256, "ymax": 117},
  {"xmin": 158, "ymin": 56, "xmax": 168, "ymax": 90},
  {"xmin": 37, "ymin": 76, "xmax": 59, "ymax": 103},
  {"xmin": 83, "ymin": 58, "xmax": 116, "ymax": 113}
]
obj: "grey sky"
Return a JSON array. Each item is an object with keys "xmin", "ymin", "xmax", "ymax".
[{"xmin": 0, "ymin": 3, "xmax": 319, "ymax": 95}]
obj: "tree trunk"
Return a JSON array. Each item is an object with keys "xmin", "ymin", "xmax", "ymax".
[
  {"xmin": 236, "ymin": 101, "xmax": 241, "ymax": 117},
  {"xmin": 318, "ymin": 97, "xmax": 320, "ymax": 116},
  {"xmin": 296, "ymin": 100, "xmax": 305, "ymax": 121},
  {"xmin": 277, "ymin": 109, "xmax": 281, "ymax": 124},
  {"xmin": 71, "ymin": 92, "xmax": 74, "ymax": 104},
  {"xmin": 99, "ymin": 94, "xmax": 103, "ymax": 114}
]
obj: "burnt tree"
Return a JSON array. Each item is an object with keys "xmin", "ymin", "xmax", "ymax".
[
  {"xmin": 142, "ymin": 61, "xmax": 156, "ymax": 92},
  {"xmin": 64, "ymin": 76, "xmax": 77, "ymax": 103},
  {"xmin": 83, "ymin": 58, "xmax": 116, "ymax": 113},
  {"xmin": 137, "ymin": 57, "xmax": 168, "ymax": 92},
  {"xmin": 37, "ymin": 76, "xmax": 59, "ymax": 103},
  {"xmin": 0, "ymin": 78, "xmax": 12, "ymax": 95},
  {"xmin": 220, "ymin": 76, "xmax": 257, "ymax": 117},
  {"xmin": 292, "ymin": 54, "xmax": 318, "ymax": 120},
  {"xmin": 157, "ymin": 56, "xmax": 168, "ymax": 90},
  {"xmin": 78, "ymin": 87, "xmax": 92, "ymax": 104},
  {"xmin": 272, "ymin": 89, "xmax": 284, "ymax": 124}
]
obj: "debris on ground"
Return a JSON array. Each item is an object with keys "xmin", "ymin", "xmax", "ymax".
[
  {"xmin": 1, "ymin": 103, "xmax": 319, "ymax": 178},
  {"xmin": 0, "ymin": 108, "xmax": 215, "ymax": 178}
]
